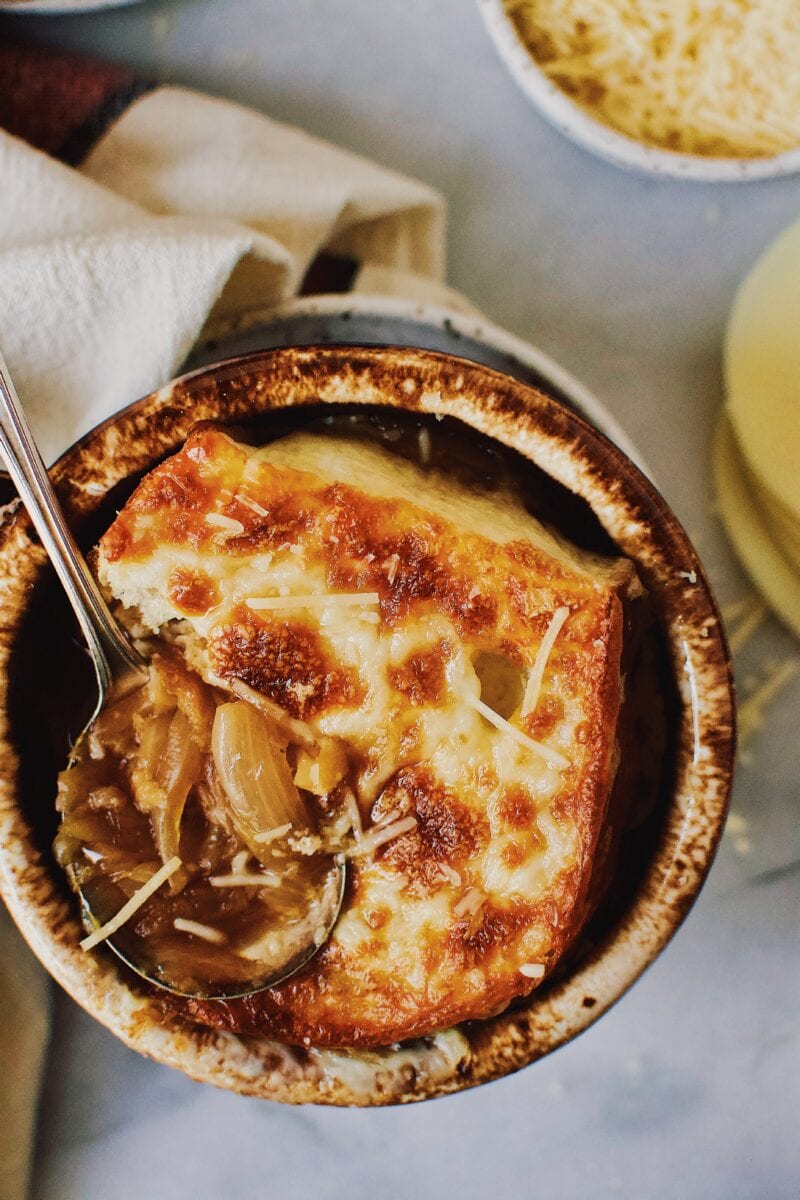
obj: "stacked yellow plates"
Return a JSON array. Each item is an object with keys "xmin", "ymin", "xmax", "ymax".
[{"xmin": 716, "ymin": 217, "xmax": 800, "ymax": 637}]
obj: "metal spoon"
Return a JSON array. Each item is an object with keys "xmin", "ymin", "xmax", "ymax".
[{"xmin": 0, "ymin": 349, "xmax": 344, "ymax": 998}]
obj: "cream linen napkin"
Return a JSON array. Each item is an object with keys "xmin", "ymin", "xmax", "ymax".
[{"xmin": 0, "ymin": 85, "xmax": 451, "ymax": 1200}]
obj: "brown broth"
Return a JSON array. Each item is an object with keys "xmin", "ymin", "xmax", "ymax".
[{"xmin": 55, "ymin": 655, "xmax": 343, "ymax": 997}]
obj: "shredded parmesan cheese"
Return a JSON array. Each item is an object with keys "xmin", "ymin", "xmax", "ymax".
[
  {"xmin": 384, "ymin": 553, "xmax": 401, "ymax": 585},
  {"xmin": 726, "ymin": 812, "xmax": 748, "ymax": 836},
  {"xmin": 245, "ymin": 592, "xmax": 380, "ymax": 611},
  {"xmin": 80, "ymin": 856, "xmax": 182, "ymax": 951},
  {"xmin": 519, "ymin": 961, "xmax": 546, "ymax": 979},
  {"xmin": 230, "ymin": 849, "xmax": 250, "ymax": 875},
  {"xmin": 465, "ymin": 694, "xmax": 569, "ymax": 770},
  {"xmin": 173, "ymin": 917, "xmax": 226, "ymax": 944},
  {"xmin": 205, "ymin": 513, "xmax": 245, "ymax": 535},
  {"xmin": 506, "ymin": 0, "xmax": 800, "ymax": 158},
  {"xmin": 345, "ymin": 815, "xmax": 418, "ymax": 857},
  {"xmin": 454, "ymin": 888, "xmax": 487, "ymax": 918},
  {"xmin": 521, "ymin": 606, "xmax": 569, "ymax": 718},
  {"xmin": 721, "ymin": 594, "xmax": 760, "ymax": 626},
  {"xmin": 209, "ymin": 871, "xmax": 281, "ymax": 887},
  {"xmin": 738, "ymin": 659, "xmax": 799, "ymax": 746},
  {"xmin": 727, "ymin": 599, "xmax": 766, "ymax": 653},
  {"xmin": 343, "ymin": 788, "xmax": 364, "ymax": 841},
  {"xmin": 253, "ymin": 823, "xmax": 293, "ymax": 845},
  {"xmin": 237, "ymin": 494, "xmax": 269, "ymax": 518}
]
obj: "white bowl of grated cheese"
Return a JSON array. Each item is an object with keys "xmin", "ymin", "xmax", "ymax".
[{"xmin": 478, "ymin": 0, "xmax": 800, "ymax": 182}]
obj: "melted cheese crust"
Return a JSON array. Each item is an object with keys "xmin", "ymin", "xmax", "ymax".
[{"xmin": 98, "ymin": 427, "xmax": 637, "ymax": 1048}]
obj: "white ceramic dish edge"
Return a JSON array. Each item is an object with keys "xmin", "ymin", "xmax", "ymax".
[
  {"xmin": 477, "ymin": 0, "xmax": 800, "ymax": 183},
  {"xmin": 0, "ymin": 0, "xmax": 140, "ymax": 13}
]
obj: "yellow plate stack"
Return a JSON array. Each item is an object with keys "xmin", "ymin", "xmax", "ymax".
[{"xmin": 716, "ymin": 217, "xmax": 800, "ymax": 637}]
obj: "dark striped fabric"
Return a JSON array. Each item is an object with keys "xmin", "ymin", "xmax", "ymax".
[
  {"xmin": 0, "ymin": 36, "xmax": 155, "ymax": 162},
  {"xmin": 0, "ymin": 36, "xmax": 359, "ymax": 292}
]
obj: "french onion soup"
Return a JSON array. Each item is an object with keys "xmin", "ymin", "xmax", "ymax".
[{"xmin": 55, "ymin": 418, "xmax": 646, "ymax": 1047}]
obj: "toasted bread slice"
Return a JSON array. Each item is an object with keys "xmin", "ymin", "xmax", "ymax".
[{"xmin": 97, "ymin": 426, "xmax": 640, "ymax": 1048}]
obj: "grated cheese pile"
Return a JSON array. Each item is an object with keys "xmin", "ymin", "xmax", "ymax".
[{"xmin": 506, "ymin": 0, "xmax": 800, "ymax": 158}]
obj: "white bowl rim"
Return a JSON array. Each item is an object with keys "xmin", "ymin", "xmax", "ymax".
[
  {"xmin": 477, "ymin": 0, "xmax": 800, "ymax": 183},
  {"xmin": 0, "ymin": 0, "xmax": 140, "ymax": 12}
]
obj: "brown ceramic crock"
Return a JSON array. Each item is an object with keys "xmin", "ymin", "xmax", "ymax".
[{"xmin": 0, "ymin": 346, "xmax": 735, "ymax": 1105}]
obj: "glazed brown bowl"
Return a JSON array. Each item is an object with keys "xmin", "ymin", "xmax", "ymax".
[{"xmin": 0, "ymin": 346, "xmax": 734, "ymax": 1105}]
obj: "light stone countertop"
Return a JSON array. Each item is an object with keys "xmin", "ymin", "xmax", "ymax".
[{"xmin": 2, "ymin": 2, "xmax": 799, "ymax": 1197}]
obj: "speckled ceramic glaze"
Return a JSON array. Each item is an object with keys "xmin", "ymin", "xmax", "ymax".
[
  {"xmin": 0, "ymin": 0, "xmax": 140, "ymax": 12},
  {"xmin": 0, "ymin": 346, "xmax": 735, "ymax": 1104},
  {"xmin": 477, "ymin": 0, "xmax": 800, "ymax": 183}
]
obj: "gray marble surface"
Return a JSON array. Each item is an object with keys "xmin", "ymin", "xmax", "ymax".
[{"xmin": 2, "ymin": 1, "xmax": 799, "ymax": 1197}]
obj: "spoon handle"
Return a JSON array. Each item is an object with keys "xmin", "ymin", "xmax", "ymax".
[{"xmin": 0, "ymin": 350, "xmax": 146, "ymax": 696}]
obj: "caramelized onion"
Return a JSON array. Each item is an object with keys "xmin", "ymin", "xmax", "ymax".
[
  {"xmin": 120, "ymin": 656, "xmax": 214, "ymax": 869},
  {"xmin": 211, "ymin": 702, "xmax": 310, "ymax": 856},
  {"xmin": 151, "ymin": 710, "xmax": 204, "ymax": 866},
  {"xmin": 56, "ymin": 656, "xmax": 345, "ymax": 997},
  {"xmin": 211, "ymin": 675, "xmax": 315, "ymax": 749}
]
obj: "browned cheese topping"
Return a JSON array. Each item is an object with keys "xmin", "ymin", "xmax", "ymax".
[{"xmin": 88, "ymin": 425, "xmax": 640, "ymax": 1047}]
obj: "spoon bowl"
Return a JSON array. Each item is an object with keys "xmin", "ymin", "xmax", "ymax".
[{"xmin": 74, "ymin": 848, "xmax": 346, "ymax": 1000}]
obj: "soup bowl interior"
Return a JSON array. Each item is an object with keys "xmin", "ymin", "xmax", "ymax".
[{"xmin": 0, "ymin": 345, "xmax": 734, "ymax": 1105}]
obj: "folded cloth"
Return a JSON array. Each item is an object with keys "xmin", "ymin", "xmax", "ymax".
[
  {"xmin": 0, "ymin": 37, "xmax": 454, "ymax": 1200},
  {"xmin": 0, "ymin": 54, "xmax": 448, "ymax": 461}
]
